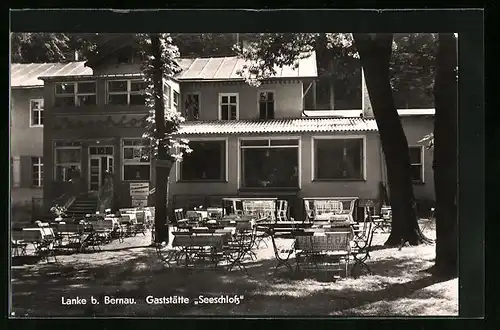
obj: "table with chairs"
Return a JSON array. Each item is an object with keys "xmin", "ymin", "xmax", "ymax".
[{"xmin": 157, "ymin": 210, "xmax": 260, "ymax": 273}]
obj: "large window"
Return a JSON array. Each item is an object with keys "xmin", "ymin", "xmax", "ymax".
[
  {"xmin": 31, "ymin": 157, "xmax": 43, "ymax": 187},
  {"xmin": 30, "ymin": 99, "xmax": 44, "ymax": 127},
  {"xmin": 314, "ymin": 138, "xmax": 364, "ymax": 180},
  {"xmin": 184, "ymin": 92, "xmax": 200, "ymax": 120},
  {"xmin": 54, "ymin": 147, "xmax": 81, "ymax": 182},
  {"xmin": 409, "ymin": 146, "xmax": 424, "ymax": 183},
  {"xmin": 240, "ymin": 138, "xmax": 299, "ymax": 189},
  {"xmin": 107, "ymin": 80, "xmax": 147, "ymax": 105},
  {"xmin": 259, "ymin": 91, "xmax": 275, "ymax": 119},
  {"xmin": 180, "ymin": 140, "xmax": 226, "ymax": 181},
  {"xmin": 54, "ymin": 82, "xmax": 97, "ymax": 107},
  {"xmin": 122, "ymin": 139, "xmax": 150, "ymax": 181},
  {"xmin": 219, "ymin": 93, "xmax": 238, "ymax": 120}
]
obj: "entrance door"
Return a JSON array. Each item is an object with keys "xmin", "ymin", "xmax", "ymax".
[{"xmin": 89, "ymin": 146, "xmax": 114, "ymax": 191}]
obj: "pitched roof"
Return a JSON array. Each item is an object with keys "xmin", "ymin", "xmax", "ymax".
[
  {"xmin": 11, "ymin": 62, "xmax": 92, "ymax": 88},
  {"xmin": 175, "ymin": 51, "xmax": 317, "ymax": 81},
  {"xmin": 176, "ymin": 117, "xmax": 377, "ymax": 136}
]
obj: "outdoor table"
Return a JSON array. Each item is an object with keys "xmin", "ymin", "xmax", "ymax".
[
  {"xmin": 20, "ymin": 228, "xmax": 57, "ymax": 261},
  {"xmin": 172, "ymin": 232, "xmax": 229, "ymax": 269},
  {"xmin": 256, "ymin": 222, "xmax": 313, "ymax": 275},
  {"xmin": 195, "ymin": 210, "xmax": 209, "ymax": 220}
]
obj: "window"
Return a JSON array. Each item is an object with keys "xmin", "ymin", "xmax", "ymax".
[
  {"xmin": 184, "ymin": 92, "xmax": 200, "ymax": 120},
  {"xmin": 54, "ymin": 147, "xmax": 81, "ymax": 182},
  {"xmin": 219, "ymin": 93, "xmax": 238, "ymax": 120},
  {"xmin": 107, "ymin": 80, "xmax": 147, "ymax": 105},
  {"xmin": 163, "ymin": 81, "xmax": 171, "ymax": 109},
  {"xmin": 54, "ymin": 82, "xmax": 97, "ymax": 107},
  {"xmin": 259, "ymin": 91, "xmax": 275, "ymax": 119},
  {"xmin": 180, "ymin": 141, "xmax": 226, "ymax": 181},
  {"xmin": 122, "ymin": 139, "xmax": 150, "ymax": 181},
  {"xmin": 409, "ymin": 146, "xmax": 424, "ymax": 182},
  {"xmin": 173, "ymin": 91, "xmax": 180, "ymax": 110},
  {"xmin": 30, "ymin": 99, "xmax": 44, "ymax": 127},
  {"xmin": 240, "ymin": 138, "xmax": 299, "ymax": 188},
  {"xmin": 31, "ymin": 157, "xmax": 43, "ymax": 187},
  {"xmin": 314, "ymin": 138, "xmax": 364, "ymax": 180}
]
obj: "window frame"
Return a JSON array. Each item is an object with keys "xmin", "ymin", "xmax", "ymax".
[
  {"xmin": 54, "ymin": 81, "xmax": 97, "ymax": 107},
  {"xmin": 121, "ymin": 138, "xmax": 151, "ymax": 182},
  {"xmin": 29, "ymin": 98, "xmax": 44, "ymax": 127},
  {"xmin": 106, "ymin": 79, "xmax": 147, "ymax": 106},
  {"xmin": 218, "ymin": 93, "xmax": 239, "ymax": 120},
  {"xmin": 163, "ymin": 80, "xmax": 172, "ymax": 109},
  {"xmin": 238, "ymin": 136, "xmax": 302, "ymax": 189},
  {"xmin": 184, "ymin": 91, "xmax": 201, "ymax": 120},
  {"xmin": 31, "ymin": 156, "xmax": 43, "ymax": 187},
  {"xmin": 311, "ymin": 135, "xmax": 367, "ymax": 181},
  {"xmin": 409, "ymin": 145, "xmax": 425, "ymax": 183},
  {"xmin": 53, "ymin": 146, "xmax": 82, "ymax": 182},
  {"xmin": 257, "ymin": 90, "xmax": 276, "ymax": 120},
  {"xmin": 176, "ymin": 137, "xmax": 228, "ymax": 183},
  {"xmin": 173, "ymin": 91, "xmax": 180, "ymax": 110}
]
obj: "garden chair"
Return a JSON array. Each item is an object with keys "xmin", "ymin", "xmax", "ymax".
[
  {"xmin": 11, "ymin": 229, "xmax": 28, "ymax": 257},
  {"xmin": 373, "ymin": 205, "xmax": 392, "ymax": 232},
  {"xmin": 134, "ymin": 211, "xmax": 147, "ymax": 236},
  {"xmin": 22, "ymin": 229, "xmax": 57, "ymax": 263},
  {"xmin": 350, "ymin": 207, "xmax": 376, "ymax": 277},
  {"xmin": 224, "ymin": 224, "xmax": 257, "ymax": 274},
  {"xmin": 420, "ymin": 207, "xmax": 435, "ymax": 233},
  {"xmin": 88, "ymin": 220, "xmax": 116, "ymax": 249},
  {"xmin": 175, "ymin": 208, "xmax": 191, "ymax": 231},
  {"xmin": 276, "ymin": 200, "xmax": 289, "ymax": 222},
  {"xmin": 295, "ymin": 230, "xmax": 352, "ymax": 279}
]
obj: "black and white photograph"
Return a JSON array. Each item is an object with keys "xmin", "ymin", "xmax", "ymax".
[{"xmin": 8, "ymin": 9, "xmax": 483, "ymax": 318}]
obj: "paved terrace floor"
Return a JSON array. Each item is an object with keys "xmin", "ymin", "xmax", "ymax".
[{"xmin": 10, "ymin": 220, "xmax": 458, "ymax": 317}]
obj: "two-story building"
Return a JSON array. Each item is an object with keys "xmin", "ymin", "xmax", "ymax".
[
  {"xmin": 37, "ymin": 42, "xmax": 435, "ymax": 221},
  {"xmin": 10, "ymin": 61, "xmax": 91, "ymax": 224}
]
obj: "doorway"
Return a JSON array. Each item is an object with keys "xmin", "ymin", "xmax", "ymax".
[{"xmin": 88, "ymin": 146, "xmax": 114, "ymax": 191}]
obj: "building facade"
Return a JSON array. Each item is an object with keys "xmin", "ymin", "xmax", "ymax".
[
  {"xmin": 10, "ymin": 62, "xmax": 92, "ymax": 224},
  {"xmin": 33, "ymin": 46, "xmax": 434, "ymax": 221}
]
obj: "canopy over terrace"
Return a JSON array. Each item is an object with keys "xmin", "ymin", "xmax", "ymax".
[{"xmin": 174, "ymin": 117, "xmax": 379, "ymax": 136}]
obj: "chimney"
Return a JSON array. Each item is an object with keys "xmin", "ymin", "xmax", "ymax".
[
  {"xmin": 74, "ymin": 51, "xmax": 79, "ymax": 61},
  {"xmin": 361, "ymin": 68, "xmax": 374, "ymax": 118}
]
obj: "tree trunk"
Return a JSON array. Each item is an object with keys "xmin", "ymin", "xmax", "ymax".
[
  {"xmin": 353, "ymin": 34, "xmax": 431, "ymax": 246},
  {"xmin": 151, "ymin": 34, "xmax": 169, "ymax": 244},
  {"xmin": 430, "ymin": 33, "xmax": 458, "ymax": 277}
]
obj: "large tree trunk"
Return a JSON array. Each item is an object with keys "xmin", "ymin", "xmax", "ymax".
[
  {"xmin": 151, "ymin": 34, "xmax": 170, "ymax": 244},
  {"xmin": 353, "ymin": 34, "xmax": 431, "ymax": 246},
  {"xmin": 430, "ymin": 33, "xmax": 458, "ymax": 277}
]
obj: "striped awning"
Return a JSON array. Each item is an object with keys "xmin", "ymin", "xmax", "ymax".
[{"xmin": 176, "ymin": 118, "xmax": 378, "ymax": 136}]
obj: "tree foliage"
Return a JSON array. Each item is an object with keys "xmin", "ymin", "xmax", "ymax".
[
  {"xmin": 390, "ymin": 33, "xmax": 438, "ymax": 108},
  {"xmin": 11, "ymin": 33, "xmax": 73, "ymax": 63},
  {"xmin": 171, "ymin": 33, "xmax": 239, "ymax": 57},
  {"xmin": 232, "ymin": 33, "xmax": 318, "ymax": 87},
  {"xmin": 136, "ymin": 33, "xmax": 192, "ymax": 161}
]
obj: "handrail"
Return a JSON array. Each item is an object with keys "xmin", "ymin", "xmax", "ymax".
[{"xmin": 51, "ymin": 178, "xmax": 83, "ymax": 210}]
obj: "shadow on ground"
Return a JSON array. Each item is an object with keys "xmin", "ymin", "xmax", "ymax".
[{"xmin": 10, "ymin": 235, "xmax": 457, "ymax": 317}]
